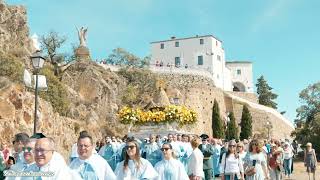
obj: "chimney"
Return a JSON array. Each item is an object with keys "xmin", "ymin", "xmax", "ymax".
[{"xmin": 171, "ymin": 36, "xmax": 176, "ymax": 40}]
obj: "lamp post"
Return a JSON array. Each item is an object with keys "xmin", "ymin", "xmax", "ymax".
[
  {"xmin": 266, "ymin": 121, "xmax": 273, "ymax": 140},
  {"xmin": 30, "ymin": 51, "xmax": 45, "ymax": 135}
]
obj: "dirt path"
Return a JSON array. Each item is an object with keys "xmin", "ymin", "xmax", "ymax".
[{"xmin": 289, "ymin": 161, "xmax": 319, "ymax": 180}]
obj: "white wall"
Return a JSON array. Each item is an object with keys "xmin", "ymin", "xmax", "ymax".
[
  {"xmin": 150, "ymin": 36, "xmax": 253, "ymax": 93},
  {"xmin": 151, "ymin": 35, "xmax": 226, "ymax": 89},
  {"xmin": 226, "ymin": 62, "xmax": 253, "ymax": 93}
]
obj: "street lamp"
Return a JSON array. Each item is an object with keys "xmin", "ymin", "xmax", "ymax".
[
  {"xmin": 266, "ymin": 120, "xmax": 273, "ymax": 140},
  {"xmin": 30, "ymin": 50, "xmax": 45, "ymax": 135}
]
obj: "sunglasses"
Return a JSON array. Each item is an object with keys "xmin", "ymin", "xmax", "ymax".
[
  {"xmin": 161, "ymin": 148, "xmax": 171, "ymax": 151},
  {"xmin": 22, "ymin": 147, "xmax": 33, "ymax": 153},
  {"xmin": 125, "ymin": 145, "xmax": 136, "ymax": 150}
]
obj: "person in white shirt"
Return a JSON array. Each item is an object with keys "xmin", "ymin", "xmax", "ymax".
[
  {"xmin": 114, "ymin": 139, "xmax": 158, "ymax": 179},
  {"xmin": 187, "ymin": 137, "xmax": 204, "ymax": 180},
  {"xmin": 167, "ymin": 134, "xmax": 183, "ymax": 160},
  {"xmin": 154, "ymin": 143, "xmax": 189, "ymax": 180},
  {"xmin": 237, "ymin": 142, "xmax": 247, "ymax": 163},
  {"xmin": 220, "ymin": 140, "xmax": 244, "ymax": 180},
  {"xmin": 69, "ymin": 133, "xmax": 116, "ymax": 180},
  {"xmin": 27, "ymin": 137, "xmax": 80, "ymax": 180},
  {"xmin": 283, "ymin": 142, "xmax": 293, "ymax": 178}
]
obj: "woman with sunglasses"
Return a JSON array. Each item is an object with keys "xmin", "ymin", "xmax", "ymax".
[
  {"xmin": 114, "ymin": 139, "xmax": 158, "ymax": 179},
  {"xmin": 154, "ymin": 143, "xmax": 189, "ymax": 180},
  {"xmin": 220, "ymin": 140, "xmax": 244, "ymax": 180},
  {"xmin": 243, "ymin": 139, "xmax": 269, "ymax": 180}
]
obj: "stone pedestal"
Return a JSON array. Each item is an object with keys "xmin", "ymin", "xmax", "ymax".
[{"xmin": 74, "ymin": 46, "xmax": 90, "ymax": 61}]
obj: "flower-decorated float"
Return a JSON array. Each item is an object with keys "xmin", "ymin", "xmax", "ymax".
[{"xmin": 117, "ymin": 87, "xmax": 197, "ymax": 137}]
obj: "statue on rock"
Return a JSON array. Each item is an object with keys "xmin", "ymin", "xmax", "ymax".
[
  {"xmin": 75, "ymin": 26, "xmax": 90, "ymax": 61},
  {"xmin": 77, "ymin": 27, "xmax": 88, "ymax": 47}
]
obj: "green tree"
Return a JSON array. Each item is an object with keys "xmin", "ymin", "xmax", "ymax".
[
  {"xmin": 212, "ymin": 99, "xmax": 225, "ymax": 138},
  {"xmin": 293, "ymin": 82, "xmax": 320, "ymax": 154},
  {"xmin": 240, "ymin": 105, "xmax": 252, "ymax": 140},
  {"xmin": 256, "ymin": 75, "xmax": 278, "ymax": 109},
  {"xmin": 226, "ymin": 112, "xmax": 239, "ymax": 140},
  {"xmin": 40, "ymin": 31, "xmax": 75, "ymax": 76},
  {"xmin": 107, "ymin": 48, "xmax": 150, "ymax": 67}
]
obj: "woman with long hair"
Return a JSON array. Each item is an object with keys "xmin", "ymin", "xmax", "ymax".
[
  {"xmin": 304, "ymin": 142, "xmax": 317, "ymax": 180},
  {"xmin": 243, "ymin": 139, "xmax": 269, "ymax": 180},
  {"xmin": 154, "ymin": 143, "xmax": 189, "ymax": 180},
  {"xmin": 220, "ymin": 140, "xmax": 244, "ymax": 180},
  {"xmin": 114, "ymin": 139, "xmax": 158, "ymax": 179}
]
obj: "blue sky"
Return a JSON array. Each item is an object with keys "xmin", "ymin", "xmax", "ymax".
[{"xmin": 8, "ymin": 0, "xmax": 320, "ymax": 123}]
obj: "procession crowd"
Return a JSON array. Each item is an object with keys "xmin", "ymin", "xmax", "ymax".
[{"xmin": 0, "ymin": 131, "xmax": 317, "ymax": 180}]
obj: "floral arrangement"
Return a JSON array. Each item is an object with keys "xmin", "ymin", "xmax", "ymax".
[{"xmin": 118, "ymin": 105, "xmax": 197, "ymax": 125}]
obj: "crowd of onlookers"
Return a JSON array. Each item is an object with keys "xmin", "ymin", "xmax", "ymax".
[{"xmin": 0, "ymin": 131, "xmax": 318, "ymax": 180}]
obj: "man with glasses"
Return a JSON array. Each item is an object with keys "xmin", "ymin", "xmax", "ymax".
[
  {"xmin": 199, "ymin": 134, "xmax": 214, "ymax": 180},
  {"xmin": 5, "ymin": 138, "xmax": 37, "ymax": 180},
  {"xmin": 70, "ymin": 133, "xmax": 116, "ymax": 180},
  {"xmin": 28, "ymin": 138, "xmax": 78, "ymax": 179}
]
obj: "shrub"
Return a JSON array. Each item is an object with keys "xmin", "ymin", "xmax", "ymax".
[
  {"xmin": 117, "ymin": 67, "xmax": 157, "ymax": 105},
  {"xmin": 0, "ymin": 53, "xmax": 24, "ymax": 82},
  {"xmin": 39, "ymin": 66, "xmax": 70, "ymax": 116}
]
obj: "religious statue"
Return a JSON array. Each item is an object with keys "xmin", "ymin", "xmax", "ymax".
[{"xmin": 77, "ymin": 27, "xmax": 88, "ymax": 47}]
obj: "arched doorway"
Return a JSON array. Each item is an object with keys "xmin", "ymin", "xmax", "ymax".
[{"xmin": 233, "ymin": 82, "xmax": 246, "ymax": 92}]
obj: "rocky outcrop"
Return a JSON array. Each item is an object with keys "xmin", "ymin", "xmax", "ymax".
[{"xmin": 0, "ymin": 1, "xmax": 33, "ymax": 56}]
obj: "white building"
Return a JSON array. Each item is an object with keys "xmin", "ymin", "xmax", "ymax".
[{"xmin": 150, "ymin": 35, "xmax": 253, "ymax": 93}]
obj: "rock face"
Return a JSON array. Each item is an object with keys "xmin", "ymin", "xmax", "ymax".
[{"xmin": 0, "ymin": 1, "xmax": 33, "ymax": 56}]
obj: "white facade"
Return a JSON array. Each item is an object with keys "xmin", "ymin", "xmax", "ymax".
[
  {"xmin": 226, "ymin": 62, "xmax": 253, "ymax": 93},
  {"xmin": 150, "ymin": 35, "xmax": 253, "ymax": 93}
]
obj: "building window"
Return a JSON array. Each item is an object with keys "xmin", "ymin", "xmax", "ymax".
[
  {"xmin": 200, "ymin": 39, "xmax": 204, "ymax": 45},
  {"xmin": 217, "ymin": 55, "xmax": 221, "ymax": 61},
  {"xmin": 175, "ymin": 57, "xmax": 181, "ymax": 66},
  {"xmin": 237, "ymin": 69, "xmax": 241, "ymax": 75},
  {"xmin": 197, "ymin": 56, "xmax": 203, "ymax": 65},
  {"xmin": 175, "ymin": 41, "xmax": 179, "ymax": 47},
  {"xmin": 160, "ymin": 43, "xmax": 164, "ymax": 49}
]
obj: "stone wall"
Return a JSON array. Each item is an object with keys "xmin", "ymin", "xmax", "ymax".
[
  {"xmin": 138, "ymin": 73, "xmax": 295, "ymax": 139},
  {"xmin": 228, "ymin": 91, "xmax": 258, "ymax": 103}
]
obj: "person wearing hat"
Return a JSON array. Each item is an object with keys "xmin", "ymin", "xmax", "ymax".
[
  {"xmin": 304, "ymin": 142, "xmax": 317, "ymax": 180},
  {"xmin": 268, "ymin": 143, "xmax": 283, "ymax": 180},
  {"xmin": 198, "ymin": 134, "xmax": 215, "ymax": 180},
  {"xmin": 220, "ymin": 140, "xmax": 244, "ymax": 180}
]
